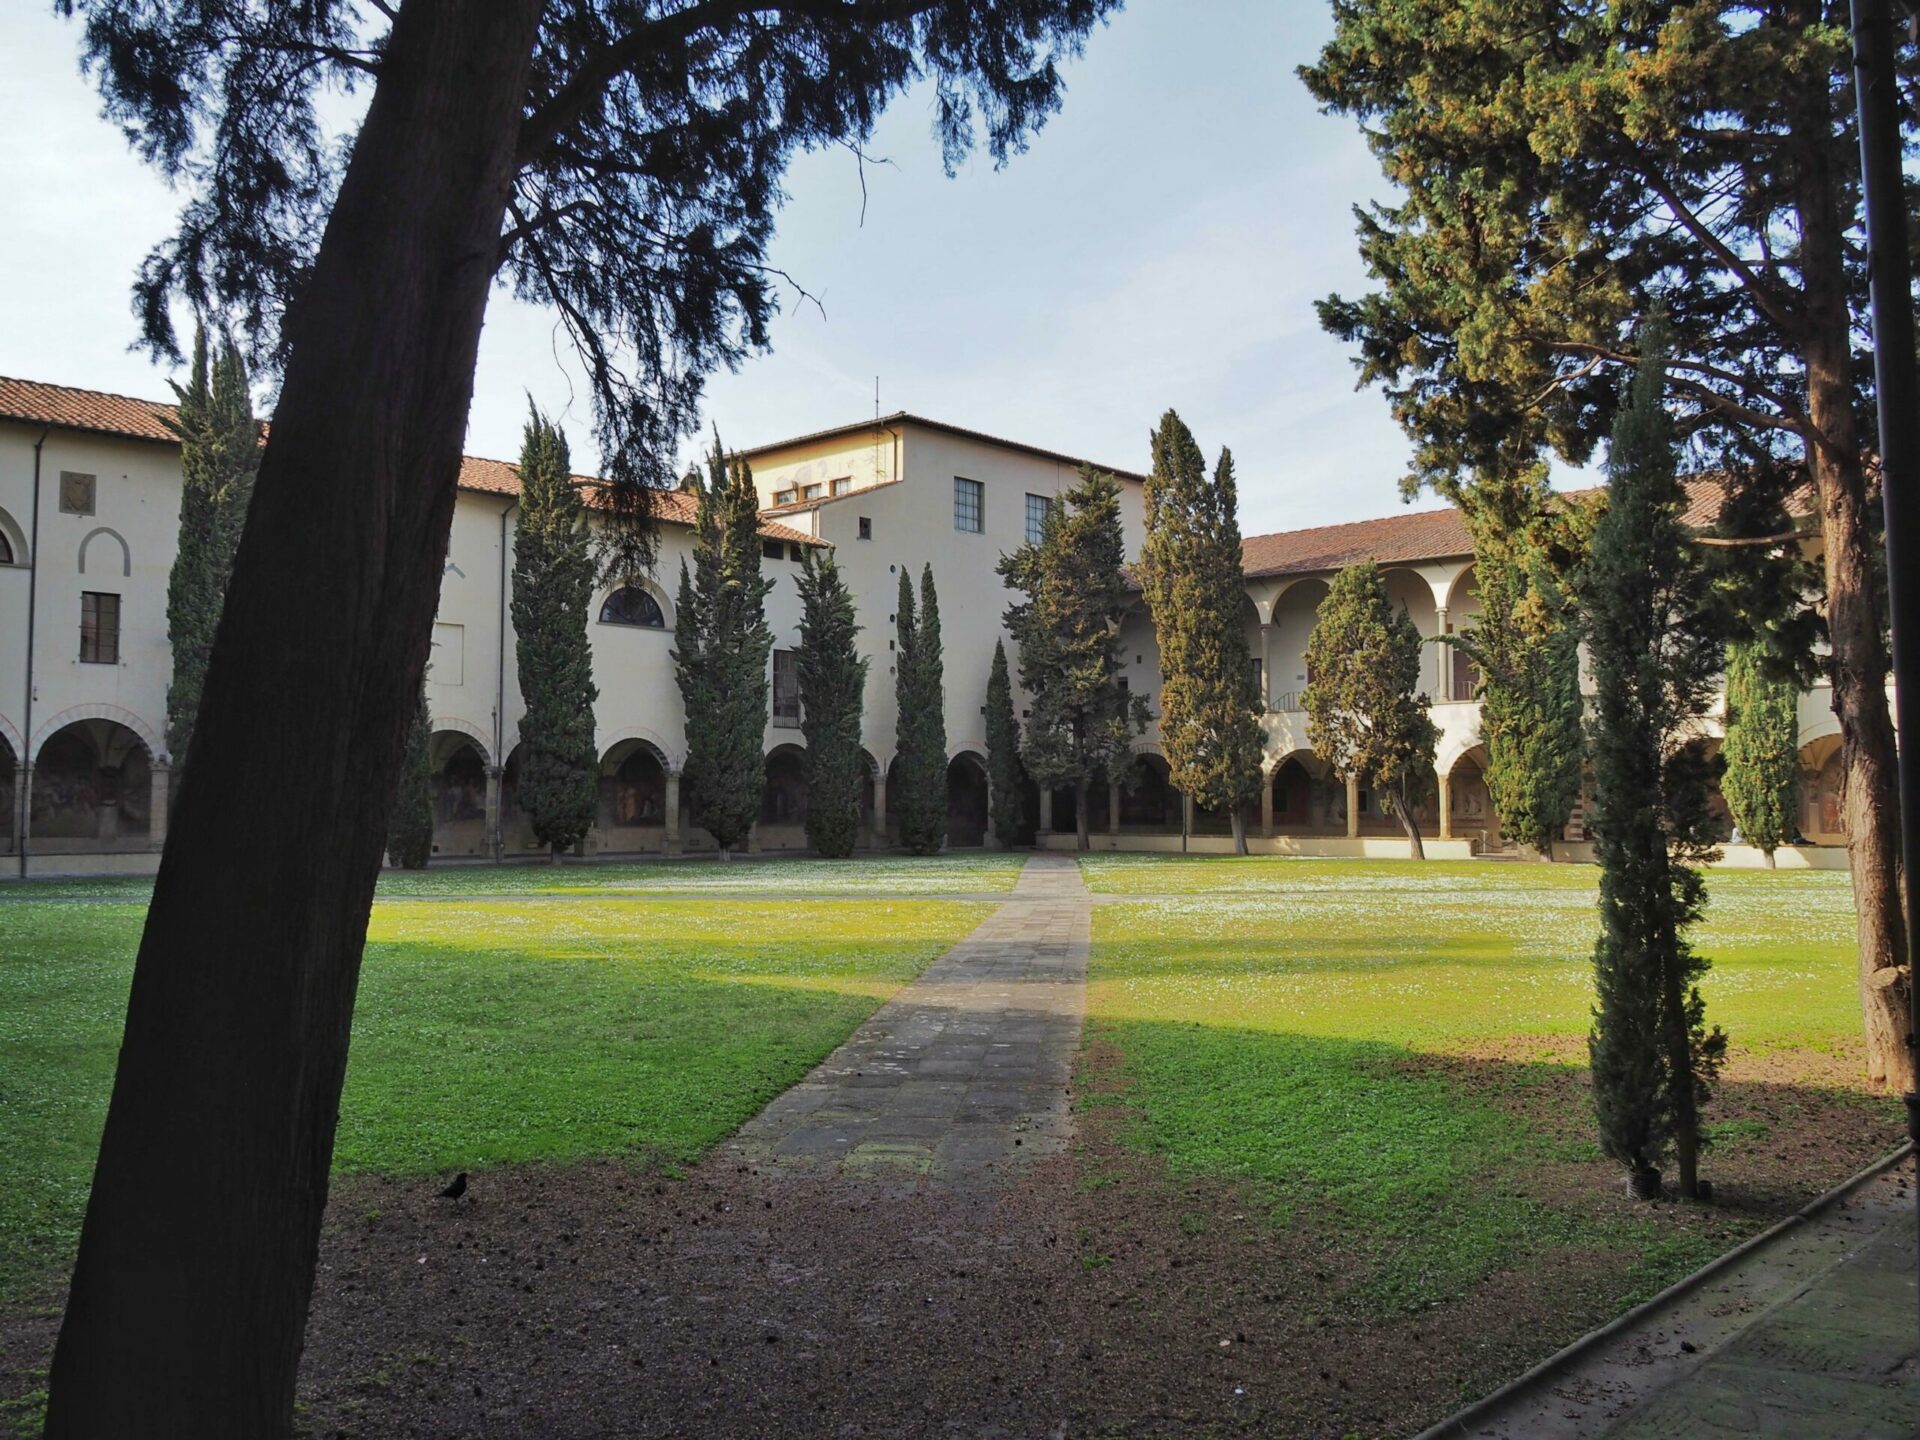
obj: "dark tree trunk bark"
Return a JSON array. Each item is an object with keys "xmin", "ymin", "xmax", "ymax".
[
  {"xmin": 1075, "ymin": 778, "xmax": 1089, "ymax": 851},
  {"xmin": 1789, "ymin": 62, "xmax": 1914, "ymax": 1093},
  {"xmin": 46, "ymin": 6, "xmax": 544, "ymax": 1435},
  {"xmin": 1395, "ymin": 776, "xmax": 1426, "ymax": 860},
  {"xmin": 1659, "ymin": 895, "xmax": 1701, "ymax": 1200},
  {"xmin": 1229, "ymin": 805, "xmax": 1248, "ymax": 856}
]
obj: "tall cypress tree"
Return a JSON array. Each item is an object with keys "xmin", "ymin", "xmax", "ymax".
[
  {"xmin": 510, "ymin": 408, "xmax": 599, "ymax": 863},
  {"xmin": 673, "ymin": 438, "xmax": 773, "ymax": 858},
  {"xmin": 1582, "ymin": 330, "xmax": 1727, "ymax": 1201},
  {"xmin": 1722, "ymin": 639, "xmax": 1799, "ymax": 868},
  {"xmin": 1000, "ymin": 467, "xmax": 1149, "ymax": 851},
  {"xmin": 1452, "ymin": 472, "xmax": 1589, "ymax": 856},
  {"xmin": 985, "ymin": 639, "xmax": 1025, "ymax": 849},
  {"xmin": 1137, "ymin": 410, "xmax": 1265, "ymax": 854},
  {"xmin": 164, "ymin": 324, "xmax": 257, "ymax": 775},
  {"xmin": 796, "ymin": 551, "xmax": 867, "ymax": 859},
  {"xmin": 1303, "ymin": 561, "xmax": 1439, "ymax": 859},
  {"xmin": 893, "ymin": 565, "xmax": 948, "ymax": 855},
  {"xmin": 387, "ymin": 679, "xmax": 433, "ymax": 870}
]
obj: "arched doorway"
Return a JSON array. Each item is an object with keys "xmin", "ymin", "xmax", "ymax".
[
  {"xmin": 1269, "ymin": 753, "xmax": 1316, "ymax": 836},
  {"xmin": 1119, "ymin": 752, "xmax": 1177, "ymax": 833},
  {"xmin": 859, "ymin": 750, "xmax": 881, "ymax": 847},
  {"xmin": 946, "ymin": 752, "xmax": 989, "ymax": 848},
  {"xmin": 759, "ymin": 745, "xmax": 808, "ymax": 849},
  {"xmin": 30, "ymin": 719, "xmax": 154, "ymax": 851},
  {"xmin": 1800, "ymin": 734, "xmax": 1843, "ymax": 844},
  {"xmin": 597, "ymin": 740, "xmax": 668, "ymax": 852},
  {"xmin": 1446, "ymin": 747, "xmax": 1499, "ymax": 850},
  {"xmin": 430, "ymin": 734, "xmax": 489, "ymax": 858}
]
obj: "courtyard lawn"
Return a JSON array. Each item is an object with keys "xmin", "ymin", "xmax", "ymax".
[
  {"xmin": 1078, "ymin": 855, "xmax": 1898, "ymax": 1314},
  {"xmin": 0, "ymin": 892, "xmax": 988, "ymax": 1302}
]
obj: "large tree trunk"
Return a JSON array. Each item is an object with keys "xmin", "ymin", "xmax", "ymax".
[
  {"xmin": 46, "ymin": 6, "xmax": 544, "ymax": 1434},
  {"xmin": 1790, "ymin": 70, "xmax": 1914, "ymax": 1094},
  {"xmin": 1659, "ymin": 891, "xmax": 1702, "ymax": 1200},
  {"xmin": 1395, "ymin": 776, "xmax": 1426, "ymax": 860},
  {"xmin": 1229, "ymin": 804, "xmax": 1248, "ymax": 856},
  {"xmin": 1075, "ymin": 778, "xmax": 1089, "ymax": 851}
]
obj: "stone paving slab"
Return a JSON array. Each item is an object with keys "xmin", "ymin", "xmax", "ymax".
[{"xmin": 723, "ymin": 852, "xmax": 1089, "ymax": 1189}]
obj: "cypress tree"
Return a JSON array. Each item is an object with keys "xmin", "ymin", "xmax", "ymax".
[
  {"xmin": 796, "ymin": 551, "xmax": 867, "ymax": 859},
  {"xmin": 1000, "ymin": 467, "xmax": 1149, "ymax": 851},
  {"xmin": 1582, "ymin": 330, "xmax": 1727, "ymax": 1201},
  {"xmin": 510, "ymin": 408, "xmax": 599, "ymax": 863},
  {"xmin": 672, "ymin": 437, "xmax": 773, "ymax": 858},
  {"xmin": 1722, "ymin": 639, "xmax": 1799, "ymax": 867},
  {"xmin": 387, "ymin": 679, "xmax": 433, "ymax": 870},
  {"xmin": 1137, "ymin": 410, "xmax": 1265, "ymax": 854},
  {"xmin": 893, "ymin": 565, "xmax": 948, "ymax": 855},
  {"xmin": 985, "ymin": 639, "xmax": 1026, "ymax": 849},
  {"xmin": 164, "ymin": 324, "xmax": 257, "ymax": 774},
  {"xmin": 1303, "ymin": 561, "xmax": 1439, "ymax": 859},
  {"xmin": 1453, "ymin": 473, "xmax": 1589, "ymax": 856}
]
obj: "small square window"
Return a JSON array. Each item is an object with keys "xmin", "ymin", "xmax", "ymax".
[
  {"xmin": 789, "ymin": 543, "xmax": 805, "ymax": 562},
  {"xmin": 59, "ymin": 471, "xmax": 96, "ymax": 516},
  {"xmin": 831, "ymin": 476, "xmax": 853, "ymax": 496},
  {"xmin": 858, "ymin": 516, "xmax": 872, "ymax": 541},
  {"xmin": 80, "ymin": 590, "xmax": 120, "ymax": 663},
  {"xmin": 762, "ymin": 539, "xmax": 785, "ymax": 561},
  {"xmin": 1025, "ymin": 492, "xmax": 1052, "ymax": 546},
  {"xmin": 773, "ymin": 488, "xmax": 797, "ymax": 506},
  {"xmin": 954, "ymin": 477, "xmax": 983, "ymax": 534},
  {"xmin": 802, "ymin": 483, "xmax": 824, "ymax": 500}
]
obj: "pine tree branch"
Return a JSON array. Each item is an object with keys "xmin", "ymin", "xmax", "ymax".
[{"xmin": 1639, "ymin": 169, "xmax": 1800, "ymax": 337}]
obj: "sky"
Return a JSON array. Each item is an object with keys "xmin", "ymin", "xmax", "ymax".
[{"xmin": 0, "ymin": 1, "xmax": 1493, "ymax": 538}]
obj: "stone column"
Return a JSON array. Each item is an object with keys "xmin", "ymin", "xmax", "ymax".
[
  {"xmin": 1437, "ymin": 770, "xmax": 1452, "ymax": 840},
  {"xmin": 1259, "ymin": 622, "xmax": 1275, "ymax": 710},
  {"xmin": 871, "ymin": 770, "xmax": 888, "ymax": 849},
  {"xmin": 1345, "ymin": 774, "xmax": 1360, "ymax": 840},
  {"xmin": 1037, "ymin": 785, "xmax": 1053, "ymax": 836},
  {"xmin": 1108, "ymin": 779, "xmax": 1121, "ymax": 835},
  {"xmin": 484, "ymin": 765, "xmax": 502, "ymax": 859},
  {"xmin": 1260, "ymin": 772, "xmax": 1274, "ymax": 838},
  {"xmin": 148, "ymin": 763, "xmax": 170, "ymax": 849},
  {"xmin": 664, "ymin": 771, "xmax": 682, "ymax": 855},
  {"xmin": 1434, "ymin": 605, "xmax": 1450, "ymax": 700}
]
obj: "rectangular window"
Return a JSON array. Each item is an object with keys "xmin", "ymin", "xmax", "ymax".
[
  {"xmin": 857, "ymin": 516, "xmax": 872, "ymax": 541},
  {"xmin": 802, "ymin": 483, "xmax": 824, "ymax": 500},
  {"xmin": 773, "ymin": 488, "xmax": 797, "ymax": 506},
  {"xmin": 80, "ymin": 591, "xmax": 120, "ymax": 664},
  {"xmin": 830, "ymin": 476, "xmax": 853, "ymax": 496},
  {"xmin": 953, "ymin": 477, "xmax": 984, "ymax": 534},
  {"xmin": 1025, "ymin": 492, "xmax": 1052, "ymax": 546},
  {"xmin": 1249, "ymin": 655, "xmax": 1264, "ymax": 705},
  {"xmin": 762, "ymin": 539, "xmax": 785, "ymax": 561},
  {"xmin": 772, "ymin": 649, "xmax": 801, "ymax": 727},
  {"xmin": 59, "ymin": 471, "xmax": 97, "ymax": 516},
  {"xmin": 789, "ymin": 543, "xmax": 806, "ymax": 562}
]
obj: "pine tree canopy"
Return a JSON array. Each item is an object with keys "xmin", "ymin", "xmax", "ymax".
[
  {"xmin": 1302, "ymin": 561, "xmax": 1438, "ymax": 819},
  {"xmin": 672, "ymin": 437, "xmax": 774, "ymax": 856},
  {"xmin": 999, "ymin": 467, "xmax": 1148, "ymax": 805},
  {"xmin": 387, "ymin": 678, "xmax": 434, "ymax": 871},
  {"xmin": 73, "ymin": 0, "xmax": 1120, "ymax": 559},
  {"xmin": 1581, "ymin": 327, "xmax": 1728, "ymax": 1194},
  {"xmin": 985, "ymin": 638, "xmax": 1026, "ymax": 849},
  {"xmin": 1137, "ymin": 409, "xmax": 1264, "ymax": 835},
  {"xmin": 163, "ymin": 323, "xmax": 258, "ymax": 770},
  {"xmin": 1722, "ymin": 638, "xmax": 1800, "ymax": 860},
  {"xmin": 796, "ymin": 551, "xmax": 868, "ymax": 860},
  {"xmin": 511, "ymin": 406, "xmax": 600, "ymax": 858}
]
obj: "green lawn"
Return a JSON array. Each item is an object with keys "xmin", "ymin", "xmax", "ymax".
[
  {"xmin": 0, "ymin": 891, "xmax": 987, "ymax": 1301},
  {"xmin": 1080, "ymin": 855, "xmax": 1897, "ymax": 1313}
]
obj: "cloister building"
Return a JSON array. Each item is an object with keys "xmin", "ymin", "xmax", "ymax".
[{"xmin": 0, "ymin": 375, "xmax": 1851, "ymax": 875}]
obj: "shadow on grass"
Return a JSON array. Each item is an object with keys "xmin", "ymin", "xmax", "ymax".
[{"xmin": 1081, "ymin": 1018, "xmax": 1901, "ymax": 1318}]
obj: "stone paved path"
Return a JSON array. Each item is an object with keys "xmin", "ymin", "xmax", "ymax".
[{"xmin": 723, "ymin": 852, "xmax": 1089, "ymax": 1188}]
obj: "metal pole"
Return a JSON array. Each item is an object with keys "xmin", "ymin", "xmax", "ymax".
[{"xmin": 1847, "ymin": 0, "xmax": 1920, "ymax": 1334}]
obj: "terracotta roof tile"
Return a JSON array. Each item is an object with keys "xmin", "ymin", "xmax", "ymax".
[
  {"xmin": 457, "ymin": 454, "xmax": 824, "ymax": 546},
  {"xmin": 0, "ymin": 375, "xmax": 180, "ymax": 443}
]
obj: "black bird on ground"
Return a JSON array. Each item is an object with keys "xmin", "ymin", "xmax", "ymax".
[{"xmin": 439, "ymin": 1172, "xmax": 468, "ymax": 1201}]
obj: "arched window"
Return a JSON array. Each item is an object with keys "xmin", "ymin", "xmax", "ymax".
[
  {"xmin": 0, "ymin": 530, "xmax": 12, "ymax": 564},
  {"xmin": 599, "ymin": 586, "xmax": 665, "ymax": 628}
]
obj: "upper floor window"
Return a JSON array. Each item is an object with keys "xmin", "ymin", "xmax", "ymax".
[
  {"xmin": 857, "ymin": 516, "xmax": 873, "ymax": 541},
  {"xmin": 773, "ymin": 488, "xmax": 797, "ymax": 505},
  {"xmin": 831, "ymin": 476, "xmax": 853, "ymax": 496},
  {"xmin": 599, "ymin": 585, "xmax": 665, "ymax": 628},
  {"xmin": 772, "ymin": 649, "xmax": 801, "ymax": 726},
  {"xmin": 1249, "ymin": 655, "xmax": 1265, "ymax": 705},
  {"xmin": 59, "ymin": 471, "xmax": 96, "ymax": 516},
  {"xmin": 1025, "ymin": 493, "xmax": 1052, "ymax": 546},
  {"xmin": 802, "ymin": 483, "xmax": 824, "ymax": 500},
  {"xmin": 954, "ymin": 477, "xmax": 983, "ymax": 534},
  {"xmin": 762, "ymin": 539, "xmax": 786, "ymax": 561},
  {"xmin": 80, "ymin": 590, "xmax": 120, "ymax": 663}
]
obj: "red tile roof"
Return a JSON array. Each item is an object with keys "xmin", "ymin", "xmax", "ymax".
[
  {"xmin": 458, "ymin": 454, "xmax": 823, "ymax": 546},
  {"xmin": 0, "ymin": 375, "xmax": 179, "ymax": 444}
]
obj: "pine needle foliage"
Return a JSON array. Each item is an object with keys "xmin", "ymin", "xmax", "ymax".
[
  {"xmin": 999, "ymin": 467, "xmax": 1148, "ymax": 851},
  {"xmin": 1450, "ymin": 470, "xmax": 1589, "ymax": 855},
  {"xmin": 163, "ymin": 323, "xmax": 257, "ymax": 774},
  {"xmin": 1722, "ymin": 639, "xmax": 1800, "ymax": 866},
  {"xmin": 1581, "ymin": 330, "xmax": 1728, "ymax": 1201},
  {"xmin": 510, "ymin": 408, "xmax": 599, "ymax": 862},
  {"xmin": 387, "ymin": 678, "xmax": 433, "ymax": 871},
  {"xmin": 985, "ymin": 639, "xmax": 1026, "ymax": 849},
  {"xmin": 796, "ymin": 551, "xmax": 868, "ymax": 859},
  {"xmin": 1137, "ymin": 410, "xmax": 1265, "ymax": 854},
  {"xmin": 893, "ymin": 566, "xmax": 949, "ymax": 856},
  {"xmin": 672, "ymin": 439, "xmax": 773, "ymax": 857},
  {"xmin": 1303, "ymin": 561, "xmax": 1439, "ymax": 859}
]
